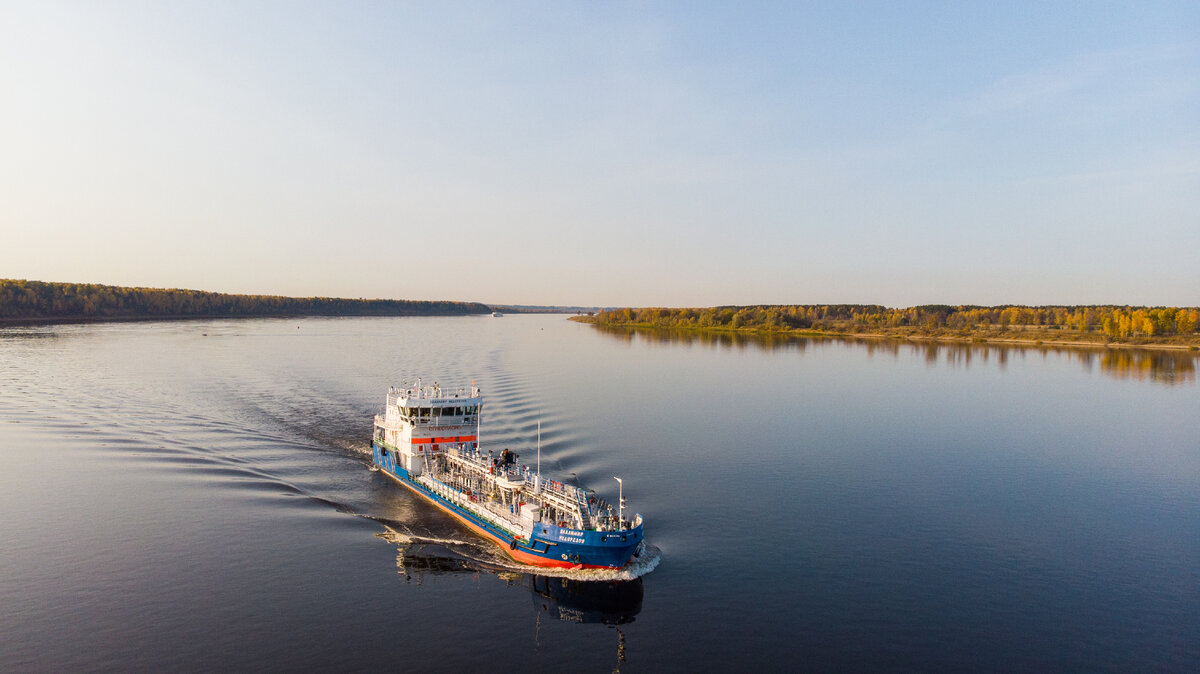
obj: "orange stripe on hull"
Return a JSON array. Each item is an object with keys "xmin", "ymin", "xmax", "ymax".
[{"xmin": 383, "ymin": 471, "xmax": 602, "ymax": 570}]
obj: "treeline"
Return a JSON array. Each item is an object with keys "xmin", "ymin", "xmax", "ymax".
[
  {"xmin": 0, "ymin": 279, "xmax": 490, "ymax": 320},
  {"xmin": 589, "ymin": 304, "xmax": 1200, "ymax": 340}
]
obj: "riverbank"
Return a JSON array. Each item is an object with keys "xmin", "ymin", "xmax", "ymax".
[
  {"xmin": 568, "ymin": 316, "xmax": 1200, "ymax": 352},
  {"xmin": 0, "ymin": 279, "xmax": 490, "ymax": 323},
  {"xmin": 0, "ymin": 314, "xmax": 485, "ymax": 327}
]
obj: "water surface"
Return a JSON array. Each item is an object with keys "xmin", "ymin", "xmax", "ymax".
[{"xmin": 1, "ymin": 316, "xmax": 1197, "ymax": 671}]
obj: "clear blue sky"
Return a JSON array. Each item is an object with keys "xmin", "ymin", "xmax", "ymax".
[{"xmin": 2, "ymin": 2, "xmax": 1197, "ymax": 307}]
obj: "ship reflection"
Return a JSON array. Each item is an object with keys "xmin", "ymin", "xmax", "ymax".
[
  {"xmin": 393, "ymin": 542, "xmax": 643, "ymax": 625},
  {"xmin": 527, "ymin": 574, "xmax": 642, "ymax": 625}
]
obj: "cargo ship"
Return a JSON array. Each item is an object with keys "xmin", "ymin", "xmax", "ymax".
[{"xmin": 371, "ymin": 381, "xmax": 645, "ymax": 569}]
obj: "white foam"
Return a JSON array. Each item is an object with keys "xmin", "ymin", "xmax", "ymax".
[{"xmin": 375, "ymin": 525, "xmax": 473, "ymax": 547}]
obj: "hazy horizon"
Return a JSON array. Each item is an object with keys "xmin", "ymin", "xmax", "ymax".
[{"xmin": 3, "ymin": 3, "xmax": 1197, "ymax": 307}]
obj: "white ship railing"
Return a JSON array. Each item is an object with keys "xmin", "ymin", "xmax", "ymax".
[
  {"xmin": 417, "ymin": 474, "xmax": 528, "ymax": 539},
  {"xmin": 388, "ymin": 384, "xmax": 481, "ymax": 404},
  {"xmin": 413, "ymin": 442, "xmax": 641, "ymax": 534}
]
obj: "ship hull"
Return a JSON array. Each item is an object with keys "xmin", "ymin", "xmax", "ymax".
[{"xmin": 373, "ymin": 442, "xmax": 642, "ymax": 569}]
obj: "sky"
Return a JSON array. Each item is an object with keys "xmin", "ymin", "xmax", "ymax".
[{"xmin": 2, "ymin": 2, "xmax": 1197, "ymax": 308}]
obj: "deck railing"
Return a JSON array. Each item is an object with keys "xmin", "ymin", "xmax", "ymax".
[{"xmin": 418, "ymin": 474, "xmax": 525, "ymax": 539}]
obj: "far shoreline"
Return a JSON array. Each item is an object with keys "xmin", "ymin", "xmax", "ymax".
[
  {"xmin": 0, "ymin": 313, "xmax": 488, "ymax": 327},
  {"xmin": 569, "ymin": 317, "xmax": 1200, "ymax": 353}
]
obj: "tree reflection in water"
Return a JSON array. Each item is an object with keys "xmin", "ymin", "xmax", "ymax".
[{"xmin": 592, "ymin": 326, "xmax": 1197, "ymax": 386}]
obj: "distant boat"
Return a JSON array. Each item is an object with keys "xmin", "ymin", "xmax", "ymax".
[{"xmin": 491, "ymin": 311, "xmax": 503, "ymax": 317}]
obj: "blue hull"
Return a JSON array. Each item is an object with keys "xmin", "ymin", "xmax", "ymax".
[{"xmin": 372, "ymin": 442, "xmax": 643, "ymax": 569}]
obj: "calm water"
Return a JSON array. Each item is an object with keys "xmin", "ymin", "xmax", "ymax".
[{"xmin": 1, "ymin": 316, "xmax": 1197, "ymax": 671}]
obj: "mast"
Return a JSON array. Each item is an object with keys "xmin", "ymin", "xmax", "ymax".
[
  {"xmin": 471, "ymin": 379, "xmax": 480, "ymax": 452},
  {"xmin": 614, "ymin": 477, "xmax": 623, "ymax": 528}
]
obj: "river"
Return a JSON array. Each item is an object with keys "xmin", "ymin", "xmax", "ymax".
[{"xmin": 1, "ymin": 315, "xmax": 1196, "ymax": 671}]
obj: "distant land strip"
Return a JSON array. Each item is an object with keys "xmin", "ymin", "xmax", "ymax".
[
  {"xmin": 489, "ymin": 304, "xmax": 604, "ymax": 314},
  {"xmin": 0, "ymin": 279, "xmax": 490, "ymax": 322},
  {"xmin": 571, "ymin": 305, "xmax": 1200, "ymax": 350}
]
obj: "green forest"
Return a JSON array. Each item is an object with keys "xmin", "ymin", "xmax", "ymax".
[
  {"xmin": 580, "ymin": 304, "xmax": 1200, "ymax": 346},
  {"xmin": 0, "ymin": 279, "xmax": 490, "ymax": 320}
]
